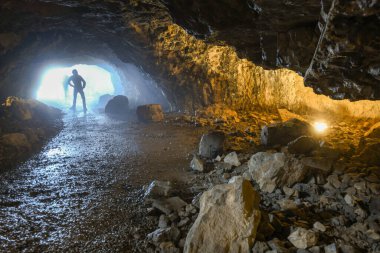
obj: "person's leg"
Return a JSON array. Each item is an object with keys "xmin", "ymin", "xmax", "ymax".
[
  {"xmin": 71, "ymin": 89, "xmax": 78, "ymax": 110},
  {"xmin": 79, "ymin": 89, "xmax": 87, "ymax": 111}
]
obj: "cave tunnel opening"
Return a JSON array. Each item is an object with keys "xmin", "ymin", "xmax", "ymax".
[
  {"xmin": 34, "ymin": 61, "xmax": 172, "ymax": 112},
  {"xmin": 37, "ymin": 64, "xmax": 115, "ymax": 109}
]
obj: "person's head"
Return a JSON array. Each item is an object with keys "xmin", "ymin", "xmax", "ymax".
[{"xmin": 72, "ymin": 69, "xmax": 78, "ymax": 75}]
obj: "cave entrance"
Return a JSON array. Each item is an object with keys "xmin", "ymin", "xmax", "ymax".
[{"xmin": 36, "ymin": 64, "xmax": 115, "ymax": 109}]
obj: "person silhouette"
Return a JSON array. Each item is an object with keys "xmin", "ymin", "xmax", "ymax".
[{"xmin": 68, "ymin": 69, "xmax": 87, "ymax": 112}]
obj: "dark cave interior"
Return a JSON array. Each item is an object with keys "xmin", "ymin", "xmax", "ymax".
[{"xmin": 0, "ymin": 1, "xmax": 380, "ymax": 252}]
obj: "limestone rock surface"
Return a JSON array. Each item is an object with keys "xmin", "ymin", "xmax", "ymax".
[
  {"xmin": 184, "ymin": 176, "xmax": 261, "ymax": 253},
  {"xmin": 248, "ymin": 152, "xmax": 308, "ymax": 192}
]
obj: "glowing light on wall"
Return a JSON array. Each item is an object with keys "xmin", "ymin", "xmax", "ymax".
[
  {"xmin": 314, "ymin": 121, "xmax": 328, "ymax": 133},
  {"xmin": 37, "ymin": 64, "xmax": 115, "ymax": 108}
]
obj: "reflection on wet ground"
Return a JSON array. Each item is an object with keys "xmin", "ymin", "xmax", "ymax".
[{"xmin": 0, "ymin": 111, "xmax": 203, "ymax": 252}]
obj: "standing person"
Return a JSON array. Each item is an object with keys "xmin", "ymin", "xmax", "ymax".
[{"xmin": 68, "ymin": 69, "xmax": 87, "ymax": 112}]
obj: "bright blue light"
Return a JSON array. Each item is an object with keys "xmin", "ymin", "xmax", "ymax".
[{"xmin": 37, "ymin": 64, "xmax": 115, "ymax": 108}]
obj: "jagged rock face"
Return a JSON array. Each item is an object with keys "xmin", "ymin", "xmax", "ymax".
[
  {"xmin": 162, "ymin": 0, "xmax": 331, "ymax": 73},
  {"xmin": 305, "ymin": 0, "xmax": 380, "ymax": 100},
  {"xmin": 0, "ymin": 0, "xmax": 379, "ymax": 111}
]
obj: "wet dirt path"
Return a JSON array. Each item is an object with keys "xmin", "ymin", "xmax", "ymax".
[{"xmin": 0, "ymin": 112, "xmax": 203, "ymax": 252}]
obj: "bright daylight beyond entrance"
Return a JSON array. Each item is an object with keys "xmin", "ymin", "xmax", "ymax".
[{"xmin": 37, "ymin": 64, "xmax": 115, "ymax": 110}]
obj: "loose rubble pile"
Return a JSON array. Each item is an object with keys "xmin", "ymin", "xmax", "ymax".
[
  {"xmin": 0, "ymin": 96, "xmax": 62, "ymax": 169},
  {"xmin": 143, "ymin": 108, "xmax": 380, "ymax": 253}
]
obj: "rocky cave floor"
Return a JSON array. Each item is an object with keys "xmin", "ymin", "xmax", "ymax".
[{"xmin": 0, "ymin": 105, "xmax": 380, "ymax": 252}]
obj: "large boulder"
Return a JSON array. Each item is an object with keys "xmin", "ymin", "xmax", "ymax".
[
  {"xmin": 136, "ymin": 104, "xmax": 164, "ymax": 122},
  {"xmin": 198, "ymin": 131, "xmax": 225, "ymax": 159},
  {"xmin": 184, "ymin": 176, "xmax": 261, "ymax": 253},
  {"xmin": 261, "ymin": 118, "xmax": 312, "ymax": 146},
  {"xmin": 3, "ymin": 96, "xmax": 61, "ymax": 121},
  {"xmin": 248, "ymin": 152, "xmax": 308, "ymax": 193},
  {"xmin": 287, "ymin": 136, "xmax": 319, "ymax": 155},
  {"xmin": 105, "ymin": 95, "xmax": 129, "ymax": 115}
]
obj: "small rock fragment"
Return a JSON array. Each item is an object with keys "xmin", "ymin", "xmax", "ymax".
[
  {"xmin": 147, "ymin": 227, "xmax": 180, "ymax": 244},
  {"xmin": 313, "ymin": 221, "xmax": 326, "ymax": 232},
  {"xmin": 288, "ymin": 227, "xmax": 318, "ymax": 249},
  {"xmin": 324, "ymin": 243, "xmax": 338, "ymax": 253},
  {"xmin": 144, "ymin": 181, "xmax": 173, "ymax": 199},
  {"xmin": 344, "ymin": 194, "xmax": 356, "ymax": 207},
  {"xmin": 159, "ymin": 215, "xmax": 170, "ymax": 228},
  {"xmin": 223, "ymin": 151, "xmax": 241, "ymax": 166},
  {"xmin": 252, "ymin": 241, "xmax": 270, "ymax": 253},
  {"xmin": 190, "ymin": 155, "xmax": 204, "ymax": 172}
]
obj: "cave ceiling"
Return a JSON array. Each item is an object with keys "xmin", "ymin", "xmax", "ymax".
[{"xmin": 0, "ymin": 0, "xmax": 379, "ymax": 104}]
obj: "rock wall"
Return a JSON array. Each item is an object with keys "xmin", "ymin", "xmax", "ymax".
[
  {"xmin": 1, "ymin": 0, "xmax": 380, "ymax": 117},
  {"xmin": 305, "ymin": 0, "xmax": 380, "ymax": 100}
]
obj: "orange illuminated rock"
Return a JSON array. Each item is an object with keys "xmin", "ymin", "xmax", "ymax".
[{"xmin": 136, "ymin": 104, "xmax": 164, "ymax": 122}]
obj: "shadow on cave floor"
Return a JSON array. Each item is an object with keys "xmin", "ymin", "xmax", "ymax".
[{"xmin": 0, "ymin": 111, "xmax": 204, "ymax": 252}]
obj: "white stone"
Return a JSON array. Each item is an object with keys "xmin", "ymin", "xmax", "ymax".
[
  {"xmin": 288, "ymin": 227, "xmax": 318, "ymax": 249},
  {"xmin": 324, "ymin": 243, "xmax": 338, "ymax": 253},
  {"xmin": 190, "ymin": 156, "xmax": 204, "ymax": 172},
  {"xmin": 158, "ymin": 215, "xmax": 169, "ymax": 228},
  {"xmin": 223, "ymin": 151, "xmax": 241, "ymax": 166},
  {"xmin": 344, "ymin": 194, "xmax": 356, "ymax": 207},
  {"xmin": 144, "ymin": 180, "xmax": 173, "ymax": 199},
  {"xmin": 214, "ymin": 155, "xmax": 222, "ymax": 162},
  {"xmin": 313, "ymin": 221, "xmax": 326, "ymax": 232},
  {"xmin": 279, "ymin": 199, "xmax": 298, "ymax": 210},
  {"xmin": 184, "ymin": 176, "xmax": 261, "ymax": 253}
]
